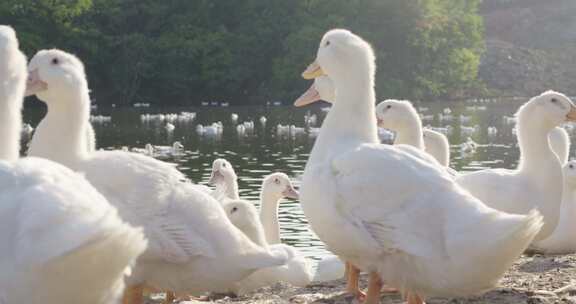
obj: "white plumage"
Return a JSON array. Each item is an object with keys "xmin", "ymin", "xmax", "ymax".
[
  {"xmin": 295, "ymin": 28, "xmax": 542, "ymax": 303},
  {"xmin": 456, "ymin": 91, "xmax": 576, "ymax": 241},
  {"xmin": 0, "ymin": 158, "xmax": 147, "ymax": 304},
  {"xmin": 208, "ymin": 158, "xmax": 240, "ymax": 202},
  {"xmin": 223, "ymin": 200, "xmax": 312, "ymax": 294},
  {"xmin": 422, "ymin": 129, "xmax": 450, "ymax": 167},
  {"xmin": 532, "ymin": 160, "xmax": 576, "ymax": 253},
  {"xmin": 0, "ymin": 25, "xmax": 146, "ymax": 304},
  {"xmin": 24, "ymin": 49, "xmax": 288, "ymax": 300},
  {"xmin": 204, "ymin": 165, "xmax": 315, "ymax": 292},
  {"xmin": 549, "ymin": 126, "xmax": 570, "ymax": 164}
]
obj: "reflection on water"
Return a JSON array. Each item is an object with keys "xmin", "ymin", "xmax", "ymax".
[{"xmin": 21, "ymin": 99, "xmax": 576, "ymax": 260}]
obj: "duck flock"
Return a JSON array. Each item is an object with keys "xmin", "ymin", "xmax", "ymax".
[{"xmin": 2, "ymin": 25, "xmax": 576, "ymax": 304}]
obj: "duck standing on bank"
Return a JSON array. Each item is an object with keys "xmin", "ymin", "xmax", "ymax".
[{"xmin": 295, "ymin": 28, "xmax": 543, "ymax": 304}]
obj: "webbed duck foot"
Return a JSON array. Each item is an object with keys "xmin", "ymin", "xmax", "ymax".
[
  {"xmin": 345, "ymin": 261, "xmax": 366, "ymax": 301},
  {"xmin": 364, "ymin": 272, "xmax": 382, "ymax": 304}
]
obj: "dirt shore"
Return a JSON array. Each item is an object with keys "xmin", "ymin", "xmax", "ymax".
[{"xmin": 147, "ymin": 253, "xmax": 576, "ymax": 304}]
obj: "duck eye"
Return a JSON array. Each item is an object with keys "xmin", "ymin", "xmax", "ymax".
[
  {"xmin": 274, "ymin": 178, "xmax": 280, "ymax": 184},
  {"xmin": 325, "ymin": 40, "xmax": 330, "ymax": 47},
  {"xmin": 51, "ymin": 58, "xmax": 59, "ymax": 65},
  {"xmin": 551, "ymin": 98, "xmax": 558, "ymax": 103},
  {"xmin": 570, "ymin": 164, "xmax": 574, "ymax": 169},
  {"xmin": 386, "ymin": 105, "xmax": 392, "ymax": 109},
  {"xmin": 231, "ymin": 206, "xmax": 238, "ymax": 213},
  {"xmin": 222, "ymin": 163, "xmax": 227, "ymax": 168}
]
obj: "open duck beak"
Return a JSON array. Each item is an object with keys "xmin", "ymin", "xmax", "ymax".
[
  {"xmin": 302, "ymin": 61, "xmax": 325, "ymax": 80},
  {"xmin": 25, "ymin": 69, "xmax": 47, "ymax": 97},
  {"xmin": 282, "ymin": 186, "xmax": 299, "ymax": 200},
  {"xmin": 567, "ymin": 105, "xmax": 576, "ymax": 122},
  {"xmin": 294, "ymin": 84, "xmax": 321, "ymax": 107},
  {"xmin": 208, "ymin": 170, "xmax": 223, "ymax": 186}
]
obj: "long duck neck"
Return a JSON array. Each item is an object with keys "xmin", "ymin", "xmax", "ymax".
[
  {"xmin": 309, "ymin": 74, "xmax": 378, "ymax": 163},
  {"xmin": 214, "ymin": 177, "xmax": 240, "ymax": 200},
  {"xmin": 226, "ymin": 178, "xmax": 240, "ymax": 200},
  {"xmin": 552, "ymin": 180, "xmax": 576, "ymax": 235},
  {"xmin": 0, "ymin": 50, "xmax": 25, "ymax": 162},
  {"xmin": 259, "ymin": 188, "xmax": 282, "ymax": 245},
  {"xmin": 516, "ymin": 109, "xmax": 560, "ymax": 175},
  {"xmin": 562, "ymin": 182, "xmax": 576, "ymax": 208},
  {"xmin": 393, "ymin": 117, "xmax": 424, "ymax": 150},
  {"xmin": 0, "ymin": 80, "xmax": 23, "ymax": 162},
  {"xmin": 29, "ymin": 88, "xmax": 90, "ymax": 168},
  {"xmin": 515, "ymin": 105, "xmax": 564, "ymax": 239}
]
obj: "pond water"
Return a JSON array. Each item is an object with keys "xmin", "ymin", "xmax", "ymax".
[{"xmin": 21, "ymin": 98, "xmax": 576, "ymax": 261}]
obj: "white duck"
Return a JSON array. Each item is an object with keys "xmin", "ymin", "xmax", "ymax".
[
  {"xmin": 152, "ymin": 142, "xmax": 185, "ymax": 159},
  {"xmin": 24, "ymin": 49, "xmax": 288, "ymax": 303},
  {"xmin": 209, "ymin": 170, "xmax": 324, "ymax": 288},
  {"xmin": 208, "ymin": 160, "xmax": 344, "ymax": 282},
  {"xmin": 295, "ymin": 29, "xmax": 543, "ymax": 304},
  {"xmin": 208, "ymin": 158, "xmax": 240, "ymax": 202},
  {"xmin": 28, "ymin": 87, "xmax": 96, "ymax": 157},
  {"xmin": 206, "ymin": 164, "xmax": 300, "ymax": 244},
  {"xmin": 456, "ymin": 91, "xmax": 576, "ymax": 241},
  {"xmin": 375, "ymin": 99, "xmax": 450, "ymax": 167},
  {"xmin": 0, "ymin": 25, "xmax": 146, "ymax": 304},
  {"xmin": 259, "ymin": 173, "xmax": 300, "ymax": 245},
  {"xmin": 549, "ymin": 126, "xmax": 570, "ymax": 164},
  {"xmin": 531, "ymin": 160, "xmax": 576, "ymax": 253},
  {"xmin": 259, "ymin": 173, "xmax": 346, "ymax": 283},
  {"xmin": 262, "ymin": 177, "xmax": 349, "ymax": 284},
  {"xmin": 223, "ymin": 200, "xmax": 312, "ymax": 294}
]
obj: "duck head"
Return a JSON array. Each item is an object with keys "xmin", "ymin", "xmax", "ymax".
[
  {"xmin": 224, "ymin": 200, "xmax": 259, "ymax": 229},
  {"xmin": 518, "ymin": 91, "xmax": 576, "ymax": 128},
  {"xmin": 223, "ymin": 199, "xmax": 267, "ymax": 246},
  {"xmin": 25, "ymin": 49, "xmax": 87, "ymax": 104},
  {"xmin": 0, "ymin": 25, "xmax": 27, "ymax": 99},
  {"xmin": 0, "ymin": 25, "xmax": 19, "ymax": 53},
  {"xmin": 375, "ymin": 99, "xmax": 419, "ymax": 130},
  {"xmin": 208, "ymin": 158, "xmax": 237, "ymax": 186},
  {"xmin": 262, "ymin": 172, "xmax": 299, "ymax": 200},
  {"xmin": 296, "ymin": 29, "xmax": 375, "ymax": 107}
]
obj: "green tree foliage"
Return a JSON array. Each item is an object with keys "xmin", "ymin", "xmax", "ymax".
[
  {"xmin": 1, "ymin": 0, "xmax": 91, "ymax": 53},
  {"xmin": 0, "ymin": 0, "xmax": 484, "ymax": 105}
]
